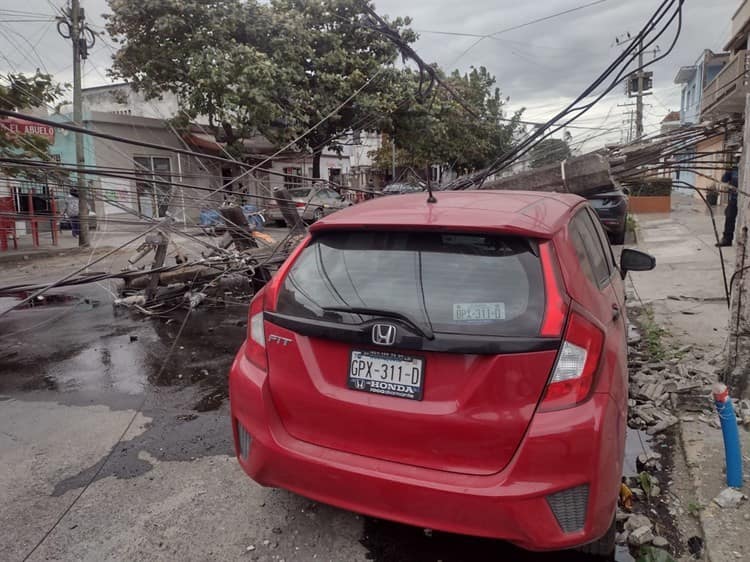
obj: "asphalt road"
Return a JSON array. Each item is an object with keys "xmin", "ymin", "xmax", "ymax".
[{"xmin": 0, "ymin": 284, "xmax": 636, "ymax": 562}]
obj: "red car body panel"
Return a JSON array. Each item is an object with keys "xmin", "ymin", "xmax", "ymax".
[
  {"xmin": 266, "ymin": 327, "xmax": 558, "ymax": 475},
  {"xmin": 230, "ymin": 348, "xmax": 622, "ymax": 551},
  {"xmin": 309, "ymin": 191, "xmax": 582, "ymax": 239},
  {"xmin": 229, "ymin": 190, "xmax": 630, "ymax": 551}
]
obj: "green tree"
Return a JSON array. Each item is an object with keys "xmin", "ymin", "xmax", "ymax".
[
  {"xmin": 372, "ymin": 66, "xmax": 522, "ymax": 178},
  {"xmin": 529, "ymin": 137, "xmax": 572, "ymax": 169},
  {"xmin": 0, "ymin": 72, "xmax": 65, "ymax": 180},
  {"xmin": 105, "ymin": 0, "xmax": 413, "ymax": 178}
]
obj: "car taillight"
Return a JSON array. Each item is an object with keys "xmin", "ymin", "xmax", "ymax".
[
  {"xmin": 245, "ymin": 288, "xmax": 268, "ymax": 371},
  {"xmin": 539, "ymin": 242, "xmax": 568, "ymax": 337},
  {"xmin": 539, "ymin": 310, "xmax": 604, "ymax": 412}
]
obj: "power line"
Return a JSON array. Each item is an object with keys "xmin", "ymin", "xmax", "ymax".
[
  {"xmin": 442, "ymin": 0, "xmax": 684, "ymax": 188},
  {"xmin": 429, "ymin": 0, "xmax": 611, "ymax": 66}
]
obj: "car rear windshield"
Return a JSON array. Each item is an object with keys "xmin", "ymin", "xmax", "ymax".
[{"xmin": 276, "ymin": 231, "xmax": 545, "ymax": 337}]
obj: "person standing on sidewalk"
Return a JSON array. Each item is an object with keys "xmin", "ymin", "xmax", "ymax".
[
  {"xmin": 63, "ymin": 188, "xmax": 80, "ymax": 238},
  {"xmin": 717, "ymin": 162, "xmax": 739, "ymax": 247}
]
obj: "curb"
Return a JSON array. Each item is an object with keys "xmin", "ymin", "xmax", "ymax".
[
  {"xmin": 676, "ymin": 422, "xmax": 712, "ymax": 562},
  {"xmin": 0, "ymin": 246, "xmax": 114, "ymax": 266}
]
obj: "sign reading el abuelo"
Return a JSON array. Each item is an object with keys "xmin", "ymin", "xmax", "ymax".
[{"xmin": 0, "ymin": 118, "xmax": 55, "ymax": 142}]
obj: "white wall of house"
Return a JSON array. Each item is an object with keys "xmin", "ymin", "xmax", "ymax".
[
  {"xmin": 76, "ymin": 83, "xmax": 211, "ymax": 126},
  {"xmin": 87, "ymin": 112, "xmax": 219, "ymax": 221},
  {"xmin": 269, "ymin": 153, "xmax": 351, "ymax": 188}
]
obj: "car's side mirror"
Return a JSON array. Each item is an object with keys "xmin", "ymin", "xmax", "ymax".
[{"xmin": 620, "ymin": 248, "xmax": 656, "ymax": 279}]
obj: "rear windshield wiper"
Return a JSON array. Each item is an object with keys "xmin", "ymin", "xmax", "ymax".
[{"xmin": 322, "ymin": 306, "xmax": 435, "ymax": 340}]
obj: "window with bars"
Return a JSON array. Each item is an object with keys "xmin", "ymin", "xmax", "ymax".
[{"xmin": 283, "ymin": 167, "xmax": 303, "ymax": 190}]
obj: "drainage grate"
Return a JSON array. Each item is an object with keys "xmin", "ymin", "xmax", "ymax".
[
  {"xmin": 546, "ymin": 484, "xmax": 589, "ymax": 533},
  {"xmin": 237, "ymin": 421, "xmax": 252, "ymax": 460}
]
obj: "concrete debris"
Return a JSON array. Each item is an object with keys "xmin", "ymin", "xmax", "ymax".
[
  {"xmin": 713, "ymin": 488, "xmax": 747, "ymax": 509},
  {"xmin": 114, "ymin": 295, "xmax": 146, "ymax": 307},
  {"xmin": 628, "ymin": 325, "xmax": 642, "ymax": 344},
  {"xmin": 615, "ymin": 530, "xmax": 629, "ymax": 545},
  {"xmin": 186, "ymin": 292, "xmax": 207, "ymax": 309},
  {"xmin": 626, "ymin": 348, "xmax": 711, "ymax": 435},
  {"xmin": 625, "ymin": 513, "xmax": 653, "ymax": 532},
  {"xmin": 637, "ymin": 451, "xmax": 663, "ymax": 472},
  {"xmin": 628, "ymin": 525, "xmax": 654, "ymax": 546},
  {"xmin": 738, "ymin": 399, "xmax": 750, "ymax": 426},
  {"xmin": 647, "ymin": 416, "xmax": 679, "ymax": 435},
  {"xmin": 652, "ymin": 536, "xmax": 669, "ymax": 548}
]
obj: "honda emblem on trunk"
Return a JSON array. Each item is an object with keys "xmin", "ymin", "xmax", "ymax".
[{"xmin": 372, "ymin": 324, "xmax": 397, "ymax": 346}]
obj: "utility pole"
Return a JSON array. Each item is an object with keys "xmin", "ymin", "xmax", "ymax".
[
  {"xmin": 635, "ymin": 39, "xmax": 644, "ymax": 140},
  {"xmin": 615, "ymin": 33, "xmax": 659, "ymax": 142},
  {"xmin": 618, "ymin": 102, "xmax": 637, "ymax": 143},
  {"xmin": 57, "ymin": 0, "xmax": 95, "ymax": 247}
]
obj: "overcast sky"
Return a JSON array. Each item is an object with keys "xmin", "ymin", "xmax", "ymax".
[{"xmin": 0, "ymin": 0, "xmax": 741, "ymax": 149}]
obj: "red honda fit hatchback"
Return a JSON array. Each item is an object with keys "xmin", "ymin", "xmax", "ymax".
[{"xmin": 229, "ymin": 190, "xmax": 654, "ymax": 555}]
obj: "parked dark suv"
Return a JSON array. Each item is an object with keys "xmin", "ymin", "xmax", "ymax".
[{"xmin": 588, "ymin": 189, "xmax": 628, "ymax": 245}]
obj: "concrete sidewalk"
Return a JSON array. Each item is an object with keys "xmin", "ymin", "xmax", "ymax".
[{"xmin": 628, "ymin": 193, "xmax": 750, "ymax": 562}]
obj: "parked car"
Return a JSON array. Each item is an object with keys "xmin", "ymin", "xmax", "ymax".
[
  {"xmin": 588, "ymin": 189, "xmax": 628, "ymax": 245},
  {"xmin": 198, "ymin": 205, "xmax": 266, "ymax": 235},
  {"xmin": 229, "ymin": 191, "xmax": 655, "ymax": 557},
  {"xmin": 381, "ymin": 182, "xmax": 425, "ymax": 195},
  {"xmin": 265, "ymin": 187, "xmax": 351, "ymax": 225}
]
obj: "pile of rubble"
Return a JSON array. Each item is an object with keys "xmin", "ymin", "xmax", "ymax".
[
  {"xmin": 114, "ymin": 191, "xmax": 307, "ymax": 314},
  {"xmin": 617, "ymin": 313, "xmax": 750, "ymax": 559},
  {"xmin": 628, "ymin": 333, "xmax": 750, "ymax": 432},
  {"xmin": 627, "ymin": 335, "xmax": 719, "ymax": 434}
]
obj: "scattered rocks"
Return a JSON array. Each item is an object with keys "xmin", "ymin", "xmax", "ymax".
[
  {"xmin": 625, "ymin": 513, "xmax": 653, "ymax": 532},
  {"xmin": 652, "ymin": 536, "xmax": 669, "ymax": 548},
  {"xmin": 713, "ymin": 487, "xmax": 747, "ymax": 509},
  {"xmin": 628, "ymin": 525, "xmax": 654, "ymax": 546},
  {"xmin": 647, "ymin": 416, "xmax": 679, "ymax": 435},
  {"xmin": 637, "ymin": 451, "xmax": 663, "ymax": 472}
]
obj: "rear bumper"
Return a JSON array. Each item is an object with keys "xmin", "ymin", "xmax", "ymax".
[{"xmin": 229, "ymin": 347, "xmax": 624, "ymax": 551}]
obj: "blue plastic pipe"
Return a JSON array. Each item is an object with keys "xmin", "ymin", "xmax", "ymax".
[{"xmin": 713, "ymin": 383, "xmax": 744, "ymax": 488}]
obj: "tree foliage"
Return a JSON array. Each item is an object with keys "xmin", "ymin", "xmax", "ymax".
[
  {"xmin": 372, "ymin": 66, "xmax": 521, "ymax": 176},
  {"xmin": 106, "ymin": 0, "xmax": 413, "ymax": 177},
  {"xmin": 529, "ymin": 138, "xmax": 571, "ymax": 169},
  {"xmin": 0, "ymin": 72, "xmax": 65, "ymax": 177}
]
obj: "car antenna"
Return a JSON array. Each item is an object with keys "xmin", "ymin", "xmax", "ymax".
[{"xmin": 426, "ymin": 174, "xmax": 437, "ymax": 204}]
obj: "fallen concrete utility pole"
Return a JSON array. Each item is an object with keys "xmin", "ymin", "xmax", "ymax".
[{"xmin": 480, "ymin": 152, "xmax": 618, "ymax": 195}]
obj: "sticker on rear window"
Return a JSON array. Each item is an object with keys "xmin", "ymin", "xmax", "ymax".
[{"xmin": 453, "ymin": 303, "xmax": 506, "ymax": 322}]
